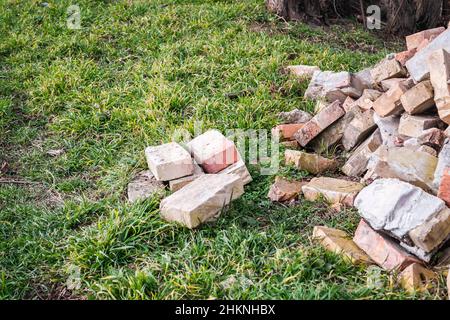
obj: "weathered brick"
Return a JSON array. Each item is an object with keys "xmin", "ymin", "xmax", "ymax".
[
  {"xmin": 428, "ymin": 49, "xmax": 450, "ymax": 124},
  {"xmin": 169, "ymin": 163, "xmax": 205, "ymax": 192},
  {"xmin": 395, "ymin": 48, "xmax": 417, "ymax": 66},
  {"xmin": 285, "ymin": 150, "xmax": 337, "ymax": 174},
  {"xmin": 438, "ymin": 168, "xmax": 450, "ymax": 206},
  {"xmin": 294, "ymin": 100, "xmax": 345, "ymax": 147},
  {"xmin": 312, "ymin": 226, "xmax": 373, "ymax": 265},
  {"xmin": 187, "ymin": 130, "xmax": 239, "ymax": 173},
  {"xmin": 267, "ymin": 176, "xmax": 304, "ymax": 202},
  {"xmin": 370, "ymin": 58, "xmax": 406, "ymax": 84},
  {"xmin": 272, "ymin": 124, "xmax": 304, "ymax": 141},
  {"xmin": 304, "ymin": 71, "xmax": 356, "ymax": 103},
  {"xmin": 278, "ymin": 109, "xmax": 312, "ymax": 124},
  {"xmin": 400, "ymin": 80, "xmax": 435, "ymax": 115},
  {"xmin": 353, "ymin": 219, "xmax": 420, "ymax": 271},
  {"xmin": 398, "ymin": 263, "xmax": 438, "ymax": 293},
  {"xmin": 302, "ymin": 177, "xmax": 364, "ymax": 207},
  {"xmin": 373, "ymin": 83, "xmax": 408, "ymax": 117},
  {"xmin": 342, "ymin": 108, "xmax": 377, "ymax": 151},
  {"xmin": 285, "ymin": 65, "xmax": 320, "ymax": 79},
  {"xmin": 145, "ymin": 142, "xmax": 194, "ymax": 181},
  {"xmin": 398, "ymin": 114, "xmax": 442, "ymax": 138},
  {"xmin": 409, "ymin": 208, "xmax": 450, "ymax": 253},
  {"xmin": 406, "ymin": 27, "xmax": 445, "ymax": 51},
  {"xmin": 218, "ymin": 159, "xmax": 252, "ymax": 185},
  {"xmin": 160, "ymin": 174, "xmax": 244, "ymax": 229}
]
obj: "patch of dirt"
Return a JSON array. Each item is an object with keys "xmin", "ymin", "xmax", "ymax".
[{"xmin": 26, "ymin": 282, "xmax": 86, "ymax": 300}]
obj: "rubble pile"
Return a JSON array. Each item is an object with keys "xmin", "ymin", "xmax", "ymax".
[
  {"xmin": 128, "ymin": 129, "xmax": 252, "ymax": 229},
  {"xmin": 275, "ymin": 26, "xmax": 450, "ymax": 294}
]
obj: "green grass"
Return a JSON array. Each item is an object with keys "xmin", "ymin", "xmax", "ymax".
[{"xmin": 0, "ymin": 0, "xmax": 446, "ymax": 300}]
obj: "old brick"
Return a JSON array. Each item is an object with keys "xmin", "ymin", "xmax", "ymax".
[
  {"xmin": 342, "ymin": 96, "xmax": 356, "ymax": 112},
  {"xmin": 364, "ymin": 147, "xmax": 437, "ymax": 192},
  {"xmin": 160, "ymin": 174, "xmax": 244, "ymax": 229},
  {"xmin": 438, "ymin": 168, "xmax": 450, "ymax": 206},
  {"xmin": 373, "ymin": 114, "xmax": 403, "ymax": 147},
  {"xmin": 428, "ymin": 49, "xmax": 450, "ymax": 124},
  {"xmin": 342, "ymin": 129, "xmax": 382, "ymax": 177},
  {"xmin": 398, "ymin": 263, "xmax": 438, "ymax": 293},
  {"xmin": 302, "ymin": 177, "xmax": 364, "ymax": 207},
  {"xmin": 188, "ymin": 130, "xmax": 239, "ymax": 173},
  {"xmin": 373, "ymin": 83, "xmax": 408, "ymax": 117},
  {"xmin": 398, "ymin": 114, "xmax": 442, "ymax": 138},
  {"xmin": 342, "ymin": 108, "xmax": 377, "ymax": 151},
  {"xmin": 353, "ymin": 219, "xmax": 420, "ymax": 271},
  {"xmin": 395, "ymin": 48, "xmax": 417, "ymax": 66},
  {"xmin": 401, "ymin": 80, "xmax": 435, "ymax": 114},
  {"xmin": 285, "ymin": 150, "xmax": 337, "ymax": 174},
  {"xmin": 272, "ymin": 124, "xmax": 304, "ymax": 141},
  {"xmin": 294, "ymin": 100, "xmax": 345, "ymax": 147},
  {"xmin": 218, "ymin": 159, "xmax": 252, "ymax": 185},
  {"xmin": 281, "ymin": 140, "xmax": 300, "ymax": 149},
  {"xmin": 169, "ymin": 163, "xmax": 205, "ymax": 192},
  {"xmin": 408, "ymin": 208, "xmax": 450, "ymax": 253},
  {"xmin": 406, "ymin": 27, "xmax": 445, "ymax": 51},
  {"xmin": 352, "ymin": 89, "xmax": 383, "ymax": 110},
  {"xmin": 406, "ymin": 28, "xmax": 450, "ymax": 82},
  {"xmin": 371, "ymin": 58, "xmax": 406, "ymax": 84},
  {"xmin": 267, "ymin": 176, "xmax": 304, "ymax": 202},
  {"xmin": 312, "ymin": 226, "xmax": 373, "ymax": 265},
  {"xmin": 434, "ymin": 140, "xmax": 450, "ymax": 190},
  {"xmin": 145, "ymin": 142, "xmax": 194, "ymax": 181}
]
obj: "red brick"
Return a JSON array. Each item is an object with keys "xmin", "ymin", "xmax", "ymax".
[
  {"xmin": 353, "ymin": 220, "xmax": 420, "ymax": 271},
  {"xmin": 438, "ymin": 168, "xmax": 450, "ymax": 206},
  {"xmin": 271, "ymin": 124, "xmax": 304, "ymax": 141},
  {"xmin": 395, "ymin": 48, "xmax": 417, "ymax": 66}
]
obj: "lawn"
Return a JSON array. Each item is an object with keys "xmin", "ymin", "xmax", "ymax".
[{"xmin": 0, "ymin": 0, "xmax": 447, "ymax": 300}]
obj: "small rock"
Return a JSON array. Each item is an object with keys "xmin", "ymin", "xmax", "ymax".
[
  {"xmin": 272, "ymin": 124, "xmax": 305, "ymax": 141},
  {"xmin": 370, "ymin": 58, "xmax": 406, "ymax": 84},
  {"xmin": 312, "ymin": 226, "xmax": 373, "ymax": 265},
  {"xmin": 353, "ymin": 219, "xmax": 420, "ymax": 271},
  {"xmin": 278, "ymin": 109, "xmax": 313, "ymax": 124},
  {"xmin": 46, "ymin": 149, "xmax": 65, "ymax": 157},
  {"xmin": 400, "ymin": 80, "xmax": 435, "ymax": 115},
  {"xmin": 398, "ymin": 114, "xmax": 442, "ymax": 138},
  {"xmin": 406, "ymin": 27, "xmax": 446, "ymax": 51},
  {"xmin": 285, "ymin": 65, "xmax": 320, "ymax": 80},
  {"xmin": 373, "ymin": 82, "xmax": 408, "ymax": 117},
  {"xmin": 267, "ymin": 176, "xmax": 304, "ymax": 202},
  {"xmin": 127, "ymin": 170, "xmax": 165, "ymax": 203},
  {"xmin": 302, "ymin": 177, "xmax": 364, "ymax": 207},
  {"xmin": 187, "ymin": 130, "xmax": 239, "ymax": 173},
  {"xmin": 160, "ymin": 174, "xmax": 244, "ymax": 229},
  {"xmin": 294, "ymin": 100, "xmax": 345, "ymax": 147},
  {"xmin": 398, "ymin": 263, "xmax": 438, "ymax": 293},
  {"xmin": 145, "ymin": 142, "xmax": 194, "ymax": 181},
  {"xmin": 285, "ymin": 150, "xmax": 338, "ymax": 174}
]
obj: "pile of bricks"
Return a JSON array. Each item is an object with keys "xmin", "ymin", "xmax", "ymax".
[
  {"xmin": 271, "ymin": 26, "xmax": 450, "ymax": 295},
  {"xmin": 128, "ymin": 130, "xmax": 252, "ymax": 229}
]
